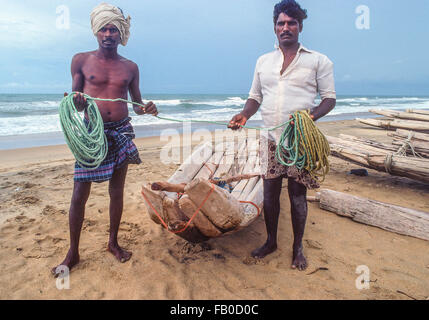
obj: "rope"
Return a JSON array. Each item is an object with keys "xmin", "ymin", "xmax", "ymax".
[
  {"xmin": 59, "ymin": 93, "xmax": 330, "ymax": 179},
  {"xmin": 275, "ymin": 111, "xmax": 330, "ymax": 181},
  {"xmin": 59, "ymin": 93, "xmax": 107, "ymax": 170},
  {"xmin": 141, "ymin": 183, "xmax": 215, "ymax": 234},
  {"xmin": 384, "ymin": 131, "xmax": 423, "ymax": 173}
]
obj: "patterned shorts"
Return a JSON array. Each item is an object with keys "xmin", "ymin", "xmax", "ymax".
[
  {"xmin": 260, "ymin": 137, "xmax": 320, "ymax": 189},
  {"xmin": 74, "ymin": 117, "xmax": 142, "ymax": 183}
]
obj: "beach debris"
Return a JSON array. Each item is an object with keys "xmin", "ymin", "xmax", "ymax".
[
  {"xmin": 311, "ymin": 189, "xmax": 429, "ymax": 241},
  {"xmin": 306, "ymin": 267, "xmax": 329, "ymax": 276},
  {"xmin": 349, "ymin": 169, "xmax": 368, "ymax": 176},
  {"xmin": 141, "ymin": 138, "xmax": 263, "ymax": 243},
  {"xmin": 396, "ymin": 290, "xmax": 418, "ymax": 300},
  {"xmin": 326, "ymin": 135, "xmax": 429, "ymax": 184},
  {"xmin": 370, "ymin": 109, "xmax": 429, "ymax": 122},
  {"xmin": 356, "ymin": 117, "xmax": 429, "ymax": 132}
]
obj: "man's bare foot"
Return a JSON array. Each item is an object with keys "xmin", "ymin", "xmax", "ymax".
[
  {"xmin": 251, "ymin": 241, "xmax": 277, "ymax": 259},
  {"xmin": 51, "ymin": 249, "xmax": 80, "ymax": 277},
  {"xmin": 108, "ymin": 243, "xmax": 132, "ymax": 263},
  {"xmin": 291, "ymin": 245, "xmax": 307, "ymax": 271}
]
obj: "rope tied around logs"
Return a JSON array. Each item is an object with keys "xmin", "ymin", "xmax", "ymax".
[{"xmin": 384, "ymin": 131, "xmax": 423, "ymax": 173}]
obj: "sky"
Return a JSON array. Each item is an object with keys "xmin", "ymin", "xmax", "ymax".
[{"xmin": 0, "ymin": 0, "xmax": 428, "ymax": 95}]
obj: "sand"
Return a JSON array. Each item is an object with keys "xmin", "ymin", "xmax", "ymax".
[{"xmin": 0, "ymin": 119, "xmax": 428, "ymax": 300}]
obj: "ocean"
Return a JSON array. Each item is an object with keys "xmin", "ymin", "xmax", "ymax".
[{"xmin": 0, "ymin": 94, "xmax": 428, "ymax": 149}]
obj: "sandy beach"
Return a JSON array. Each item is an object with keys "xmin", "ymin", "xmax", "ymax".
[{"xmin": 0, "ymin": 119, "xmax": 428, "ymax": 300}]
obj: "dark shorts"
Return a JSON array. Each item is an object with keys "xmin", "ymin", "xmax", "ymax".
[
  {"xmin": 74, "ymin": 117, "xmax": 142, "ymax": 183},
  {"xmin": 260, "ymin": 138, "xmax": 320, "ymax": 189}
]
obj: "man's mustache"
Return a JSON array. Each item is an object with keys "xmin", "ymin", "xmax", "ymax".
[{"xmin": 281, "ymin": 32, "xmax": 293, "ymax": 37}]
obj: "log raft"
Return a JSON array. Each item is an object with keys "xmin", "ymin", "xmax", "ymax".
[
  {"xmin": 326, "ymin": 135, "xmax": 429, "ymax": 184},
  {"xmin": 141, "ymin": 138, "xmax": 264, "ymax": 243}
]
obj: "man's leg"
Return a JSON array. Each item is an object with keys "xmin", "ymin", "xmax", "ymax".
[
  {"xmin": 288, "ymin": 177, "xmax": 308, "ymax": 270},
  {"xmin": 107, "ymin": 164, "xmax": 132, "ymax": 263},
  {"xmin": 251, "ymin": 176, "xmax": 283, "ymax": 258},
  {"xmin": 52, "ymin": 181, "xmax": 91, "ymax": 275}
]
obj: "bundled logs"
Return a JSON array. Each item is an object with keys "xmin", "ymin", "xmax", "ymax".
[{"xmin": 141, "ymin": 139, "xmax": 263, "ymax": 243}]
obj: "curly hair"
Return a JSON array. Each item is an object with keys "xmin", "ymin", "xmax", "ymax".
[{"xmin": 273, "ymin": 0, "xmax": 308, "ymax": 26}]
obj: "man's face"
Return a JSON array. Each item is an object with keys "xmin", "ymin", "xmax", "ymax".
[
  {"xmin": 274, "ymin": 13, "xmax": 302, "ymax": 47},
  {"xmin": 97, "ymin": 23, "xmax": 121, "ymax": 49}
]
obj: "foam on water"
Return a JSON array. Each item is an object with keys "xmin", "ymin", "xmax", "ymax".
[{"xmin": 0, "ymin": 94, "xmax": 428, "ymax": 136}]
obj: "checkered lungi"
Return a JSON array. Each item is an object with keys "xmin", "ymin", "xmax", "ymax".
[{"xmin": 74, "ymin": 117, "xmax": 141, "ymax": 183}]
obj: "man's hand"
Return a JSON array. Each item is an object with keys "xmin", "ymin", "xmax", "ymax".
[
  {"xmin": 289, "ymin": 113, "xmax": 315, "ymax": 126},
  {"xmin": 228, "ymin": 113, "xmax": 248, "ymax": 130},
  {"xmin": 72, "ymin": 92, "xmax": 88, "ymax": 111},
  {"xmin": 144, "ymin": 101, "xmax": 158, "ymax": 116}
]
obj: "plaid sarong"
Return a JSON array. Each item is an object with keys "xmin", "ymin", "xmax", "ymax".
[{"xmin": 74, "ymin": 117, "xmax": 141, "ymax": 183}]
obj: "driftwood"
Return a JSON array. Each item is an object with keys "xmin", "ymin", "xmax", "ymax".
[
  {"xmin": 369, "ymin": 109, "xmax": 429, "ymax": 122},
  {"xmin": 312, "ymin": 189, "xmax": 429, "ymax": 241},
  {"xmin": 406, "ymin": 109, "xmax": 429, "ymax": 116},
  {"xmin": 357, "ymin": 118, "xmax": 429, "ymax": 132},
  {"xmin": 326, "ymin": 135, "xmax": 429, "ymax": 184}
]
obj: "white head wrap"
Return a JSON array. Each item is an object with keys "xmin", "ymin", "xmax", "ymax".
[{"xmin": 90, "ymin": 3, "xmax": 131, "ymax": 46}]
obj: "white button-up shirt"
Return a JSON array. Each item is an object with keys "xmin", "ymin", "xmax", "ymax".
[{"xmin": 249, "ymin": 44, "xmax": 336, "ymax": 144}]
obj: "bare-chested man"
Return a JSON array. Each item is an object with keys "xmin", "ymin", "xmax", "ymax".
[
  {"xmin": 229, "ymin": 0, "xmax": 336, "ymax": 270},
  {"xmin": 52, "ymin": 3, "xmax": 157, "ymax": 276}
]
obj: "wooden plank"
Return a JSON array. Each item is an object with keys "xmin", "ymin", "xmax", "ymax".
[{"xmin": 318, "ymin": 189, "xmax": 429, "ymax": 241}]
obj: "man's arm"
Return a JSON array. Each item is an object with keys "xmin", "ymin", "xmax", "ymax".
[
  {"xmin": 311, "ymin": 55, "xmax": 336, "ymax": 121},
  {"xmin": 310, "ymin": 98, "xmax": 336, "ymax": 121},
  {"xmin": 129, "ymin": 63, "xmax": 158, "ymax": 116},
  {"xmin": 71, "ymin": 53, "xmax": 88, "ymax": 111}
]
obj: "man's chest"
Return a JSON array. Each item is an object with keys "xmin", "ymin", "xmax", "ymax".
[
  {"xmin": 259, "ymin": 54, "xmax": 318, "ymax": 87},
  {"xmin": 82, "ymin": 60, "xmax": 133, "ymax": 88}
]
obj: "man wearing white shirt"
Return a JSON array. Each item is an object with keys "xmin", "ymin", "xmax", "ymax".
[{"xmin": 229, "ymin": 0, "xmax": 336, "ymax": 270}]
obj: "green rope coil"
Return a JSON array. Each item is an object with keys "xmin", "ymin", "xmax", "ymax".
[{"xmin": 59, "ymin": 93, "xmax": 107, "ymax": 170}]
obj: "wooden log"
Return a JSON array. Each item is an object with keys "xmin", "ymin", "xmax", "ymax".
[
  {"xmin": 338, "ymin": 134, "xmax": 398, "ymax": 152},
  {"xmin": 357, "ymin": 118, "xmax": 429, "ymax": 132},
  {"xmin": 406, "ymin": 109, "xmax": 429, "ymax": 116},
  {"xmin": 178, "ymin": 195, "xmax": 223, "ymax": 238},
  {"xmin": 239, "ymin": 163, "xmax": 261, "ymax": 201},
  {"xmin": 238, "ymin": 178, "xmax": 264, "ymax": 228},
  {"xmin": 317, "ymin": 189, "xmax": 429, "ymax": 241},
  {"xmin": 194, "ymin": 149, "xmax": 225, "ymax": 180},
  {"xmin": 141, "ymin": 184, "xmax": 165, "ymax": 225},
  {"xmin": 391, "ymin": 139, "xmax": 429, "ymax": 158},
  {"xmin": 185, "ymin": 178, "xmax": 244, "ymax": 230},
  {"xmin": 369, "ymin": 109, "xmax": 429, "ymax": 122},
  {"xmin": 141, "ymin": 184, "xmax": 209, "ymax": 243},
  {"xmin": 388, "ymin": 129, "xmax": 429, "ymax": 142},
  {"xmin": 164, "ymin": 141, "xmax": 213, "ymax": 199},
  {"xmin": 212, "ymin": 141, "xmax": 236, "ymax": 179},
  {"xmin": 229, "ymin": 139, "xmax": 249, "ymax": 188},
  {"xmin": 338, "ymin": 133, "xmax": 429, "ymax": 158},
  {"xmin": 326, "ymin": 136, "xmax": 429, "ymax": 184},
  {"xmin": 230, "ymin": 145, "xmax": 258, "ymax": 198},
  {"xmin": 151, "ymin": 182, "xmax": 186, "ymax": 193}
]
